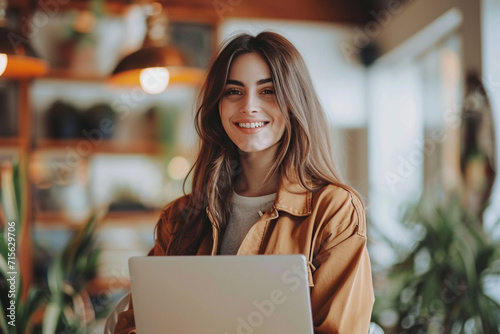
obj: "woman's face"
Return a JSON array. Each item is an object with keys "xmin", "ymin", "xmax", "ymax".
[{"xmin": 219, "ymin": 52, "xmax": 286, "ymax": 154}]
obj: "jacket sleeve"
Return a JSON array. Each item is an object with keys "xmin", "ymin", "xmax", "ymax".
[
  {"xmin": 310, "ymin": 192, "xmax": 374, "ymax": 334},
  {"xmin": 113, "ymin": 208, "xmax": 173, "ymax": 334}
]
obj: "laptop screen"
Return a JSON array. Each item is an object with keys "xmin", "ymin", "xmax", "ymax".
[{"xmin": 128, "ymin": 255, "xmax": 314, "ymax": 334}]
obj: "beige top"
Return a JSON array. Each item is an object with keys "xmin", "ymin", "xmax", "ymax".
[{"xmin": 220, "ymin": 191, "xmax": 276, "ymax": 255}]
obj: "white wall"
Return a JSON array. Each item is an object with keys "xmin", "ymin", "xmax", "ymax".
[
  {"xmin": 367, "ymin": 4, "xmax": 465, "ymax": 267},
  {"xmin": 367, "ymin": 58, "xmax": 424, "ymax": 266},
  {"xmin": 218, "ymin": 19, "xmax": 367, "ymax": 128}
]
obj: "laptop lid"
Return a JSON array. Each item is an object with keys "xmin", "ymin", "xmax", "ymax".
[{"xmin": 128, "ymin": 255, "xmax": 314, "ymax": 334}]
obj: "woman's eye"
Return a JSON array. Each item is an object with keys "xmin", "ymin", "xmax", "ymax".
[
  {"xmin": 262, "ymin": 89, "xmax": 274, "ymax": 95},
  {"xmin": 224, "ymin": 89, "xmax": 241, "ymax": 96}
]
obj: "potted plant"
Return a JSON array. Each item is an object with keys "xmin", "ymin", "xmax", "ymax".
[
  {"xmin": 0, "ymin": 161, "xmax": 102, "ymax": 333},
  {"xmin": 372, "ymin": 195, "xmax": 500, "ymax": 333},
  {"xmin": 0, "ymin": 161, "xmax": 46, "ymax": 334}
]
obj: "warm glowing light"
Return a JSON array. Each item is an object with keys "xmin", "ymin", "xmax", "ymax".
[
  {"xmin": 0, "ymin": 54, "xmax": 8, "ymax": 76},
  {"xmin": 167, "ymin": 156, "xmax": 191, "ymax": 180},
  {"xmin": 0, "ymin": 55, "xmax": 47, "ymax": 78},
  {"xmin": 140, "ymin": 67, "xmax": 170, "ymax": 94}
]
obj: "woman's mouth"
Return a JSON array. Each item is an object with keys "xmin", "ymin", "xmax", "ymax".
[{"xmin": 236, "ymin": 121, "xmax": 268, "ymax": 129}]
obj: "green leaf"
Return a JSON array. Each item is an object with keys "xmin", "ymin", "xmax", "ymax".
[
  {"xmin": 42, "ymin": 302, "xmax": 63, "ymax": 334},
  {"xmin": 0, "ymin": 295, "xmax": 11, "ymax": 334},
  {"xmin": 375, "ymin": 191, "xmax": 500, "ymax": 333},
  {"xmin": 21, "ymin": 288, "xmax": 47, "ymax": 332}
]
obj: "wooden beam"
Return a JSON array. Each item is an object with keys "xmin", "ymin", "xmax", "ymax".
[
  {"xmin": 165, "ymin": 0, "xmax": 370, "ymax": 23},
  {"xmin": 17, "ymin": 0, "xmax": 371, "ymax": 23}
]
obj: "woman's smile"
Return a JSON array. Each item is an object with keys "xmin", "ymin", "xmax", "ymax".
[
  {"xmin": 233, "ymin": 120, "xmax": 271, "ymax": 135},
  {"xmin": 235, "ymin": 121, "xmax": 268, "ymax": 129}
]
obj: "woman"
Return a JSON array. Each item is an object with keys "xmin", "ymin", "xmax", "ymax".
[{"xmin": 115, "ymin": 31, "xmax": 374, "ymax": 334}]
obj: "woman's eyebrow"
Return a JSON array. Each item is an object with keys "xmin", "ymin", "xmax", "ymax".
[
  {"xmin": 257, "ymin": 78, "xmax": 273, "ymax": 85},
  {"xmin": 226, "ymin": 78, "xmax": 273, "ymax": 86},
  {"xmin": 226, "ymin": 79, "xmax": 244, "ymax": 86}
]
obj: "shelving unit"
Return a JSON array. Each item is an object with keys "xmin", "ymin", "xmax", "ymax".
[
  {"xmin": 35, "ymin": 138, "xmax": 163, "ymax": 155},
  {"xmin": 24, "ymin": 69, "xmax": 176, "ymax": 327},
  {"xmin": 41, "ymin": 69, "xmax": 108, "ymax": 82},
  {"xmin": 24, "ymin": 58, "xmax": 205, "ymax": 328},
  {"xmin": 28, "ymin": 73, "xmax": 174, "ymax": 227},
  {"xmin": 2, "ymin": 47, "xmax": 198, "ymax": 334},
  {"xmin": 34, "ymin": 210, "xmax": 161, "ymax": 228},
  {"xmin": 0, "ymin": 2, "xmax": 216, "ymax": 330}
]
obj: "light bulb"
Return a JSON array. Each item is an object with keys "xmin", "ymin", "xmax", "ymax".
[
  {"xmin": 140, "ymin": 67, "xmax": 170, "ymax": 94},
  {"xmin": 0, "ymin": 54, "xmax": 8, "ymax": 76}
]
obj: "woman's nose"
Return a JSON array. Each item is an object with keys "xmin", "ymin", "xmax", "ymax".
[{"xmin": 240, "ymin": 93, "xmax": 259, "ymax": 114}]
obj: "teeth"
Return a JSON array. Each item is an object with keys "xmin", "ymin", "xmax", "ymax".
[{"xmin": 238, "ymin": 122, "xmax": 266, "ymax": 128}]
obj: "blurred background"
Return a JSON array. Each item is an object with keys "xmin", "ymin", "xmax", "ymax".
[{"xmin": 1, "ymin": 0, "xmax": 499, "ymax": 333}]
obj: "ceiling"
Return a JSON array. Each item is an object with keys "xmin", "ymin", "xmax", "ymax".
[
  {"xmin": 11, "ymin": 0, "xmax": 398, "ymax": 24},
  {"xmin": 161, "ymin": 0, "xmax": 375, "ymax": 23}
]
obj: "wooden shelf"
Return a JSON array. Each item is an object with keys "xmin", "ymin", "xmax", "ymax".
[
  {"xmin": 33, "ymin": 0, "xmax": 132, "ymax": 15},
  {"xmin": 40, "ymin": 69, "xmax": 107, "ymax": 82},
  {"xmin": 35, "ymin": 210, "xmax": 161, "ymax": 228},
  {"xmin": 35, "ymin": 139, "xmax": 163, "ymax": 155},
  {"xmin": 0, "ymin": 137, "xmax": 20, "ymax": 148},
  {"xmin": 104, "ymin": 210, "xmax": 160, "ymax": 226},
  {"xmin": 34, "ymin": 211, "xmax": 86, "ymax": 228}
]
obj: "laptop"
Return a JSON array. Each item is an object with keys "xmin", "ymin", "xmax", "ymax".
[{"xmin": 128, "ymin": 255, "xmax": 314, "ymax": 334}]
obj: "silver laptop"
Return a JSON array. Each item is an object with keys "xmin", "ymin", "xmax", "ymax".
[{"xmin": 128, "ymin": 255, "xmax": 314, "ymax": 334}]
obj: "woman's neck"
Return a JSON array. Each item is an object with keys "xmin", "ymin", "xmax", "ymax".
[{"xmin": 235, "ymin": 148, "xmax": 280, "ymax": 197}]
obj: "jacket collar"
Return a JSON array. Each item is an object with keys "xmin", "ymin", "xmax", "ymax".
[
  {"xmin": 204, "ymin": 174, "xmax": 312, "ymax": 255},
  {"xmin": 206, "ymin": 173, "xmax": 313, "ymax": 228},
  {"xmin": 273, "ymin": 174, "xmax": 312, "ymax": 217}
]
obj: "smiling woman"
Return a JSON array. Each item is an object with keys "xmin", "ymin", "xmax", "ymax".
[{"xmin": 114, "ymin": 31, "xmax": 374, "ymax": 334}]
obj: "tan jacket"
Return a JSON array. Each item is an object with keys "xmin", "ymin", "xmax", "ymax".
[{"xmin": 114, "ymin": 178, "xmax": 374, "ymax": 334}]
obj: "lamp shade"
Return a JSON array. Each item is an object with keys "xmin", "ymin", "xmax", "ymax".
[
  {"xmin": 0, "ymin": 27, "xmax": 48, "ymax": 78},
  {"xmin": 108, "ymin": 46, "xmax": 204, "ymax": 92}
]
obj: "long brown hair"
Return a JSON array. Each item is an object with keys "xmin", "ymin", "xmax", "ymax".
[{"xmin": 167, "ymin": 31, "xmax": 358, "ymax": 255}]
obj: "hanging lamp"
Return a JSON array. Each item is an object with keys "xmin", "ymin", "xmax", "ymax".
[
  {"xmin": 108, "ymin": 2, "xmax": 204, "ymax": 94},
  {"xmin": 0, "ymin": 0, "xmax": 48, "ymax": 78}
]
